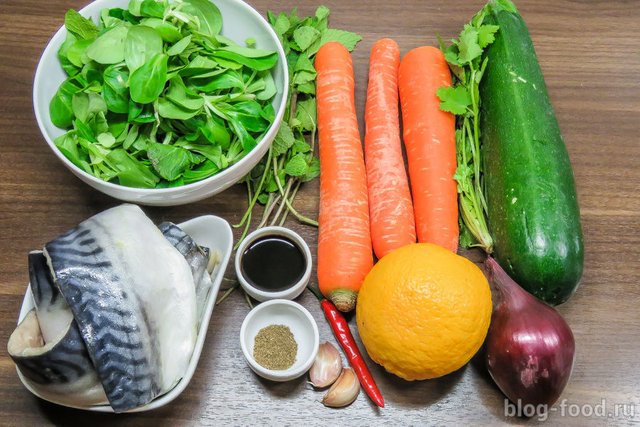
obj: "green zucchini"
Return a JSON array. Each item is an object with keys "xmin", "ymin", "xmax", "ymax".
[{"xmin": 480, "ymin": 0, "xmax": 584, "ymax": 305}]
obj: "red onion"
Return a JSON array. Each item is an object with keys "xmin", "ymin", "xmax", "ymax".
[{"xmin": 484, "ymin": 257, "xmax": 575, "ymax": 407}]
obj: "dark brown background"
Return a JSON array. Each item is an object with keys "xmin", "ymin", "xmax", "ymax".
[{"xmin": 1, "ymin": 0, "xmax": 639, "ymax": 425}]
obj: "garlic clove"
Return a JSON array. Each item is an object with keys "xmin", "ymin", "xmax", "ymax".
[
  {"xmin": 322, "ymin": 368, "xmax": 360, "ymax": 408},
  {"xmin": 309, "ymin": 342, "xmax": 343, "ymax": 388}
]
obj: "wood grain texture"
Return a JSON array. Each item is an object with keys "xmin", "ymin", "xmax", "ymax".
[{"xmin": 1, "ymin": 0, "xmax": 639, "ymax": 425}]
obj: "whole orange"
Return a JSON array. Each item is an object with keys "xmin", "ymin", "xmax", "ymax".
[{"xmin": 356, "ymin": 243, "xmax": 492, "ymax": 380}]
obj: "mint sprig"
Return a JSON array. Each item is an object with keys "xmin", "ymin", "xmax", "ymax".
[{"xmin": 234, "ymin": 6, "xmax": 362, "ymax": 247}]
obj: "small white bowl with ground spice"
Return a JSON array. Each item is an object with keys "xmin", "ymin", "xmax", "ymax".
[{"xmin": 240, "ymin": 299, "xmax": 319, "ymax": 382}]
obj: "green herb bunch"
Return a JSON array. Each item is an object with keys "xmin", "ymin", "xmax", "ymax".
[
  {"xmin": 437, "ymin": 6, "xmax": 499, "ymax": 253},
  {"xmin": 234, "ymin": 6, "xmax": 361, "ymax": 245},
  {"xmin": 51, "ymin": 0, "xmax": 279, "ymax": 188}
]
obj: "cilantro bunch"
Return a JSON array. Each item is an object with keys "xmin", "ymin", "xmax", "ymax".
[
  {"xmin": 234, "ymin": 6, "xmax": 361, "ymax": 245},
  {"xmin": 437, "ymin": 6, "xmax": 499, "ymax": 253}
]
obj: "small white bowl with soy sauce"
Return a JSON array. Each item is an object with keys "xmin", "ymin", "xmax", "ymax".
[{"xmin": 235, "ymin": 227, "xmax": 312, "ymax": 301}]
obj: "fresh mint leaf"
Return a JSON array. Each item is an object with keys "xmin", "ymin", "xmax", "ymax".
[
  {"xmin": 315, "ymin": 5, "xmax": 330, "ymax": 22},
  {"xmin": 284, "ymin": 153, "xmax": 308, "ymax": 177},
  {"xmin": 64, "ymin": 10, "xmax": 99, "ymax": 40},
  {"xmin": 293, "ymin": 70, "xmax": 316, "ymax": 85},
  {"xmin": 437, "ymin": 86, "xmax": 471, "ymax": 115},
  {"xmin": 292, "ymin": 139, "xmax": 311, "ymax": 154},
  {"xmin": 273, "ymin": 13, "xmax": 290, "ymax": 37},
  {"xmin": 272, "ymin": 122, "xmax": 295, "ymax": 156},
  {"xmin": 293, "ymin": 26, "xmax": 320, "ymax": 52},
  {"xmin": 295, "ymin": 98, "xmax": 316, "ymax": 132},
  {"xmin": 297, "ymin": 82, "xmax": 315, "ymax": 95},
  {"xmin": 234, "ymin": 6, "xmax": 361, "ymax": 234},
  {"xmin": 300, "ymin": 157, "xmax": 320, "ymax": 182},
  {"xmin": 294, "ymin": 55, "xmax": 315, "ymax": 73},
  {"xmin": 267, "ymin": 10, "xmax": 277, "ymax": 26},
  {"xmin": 319, "ymin": 29, "xmax": 362, "ymax": 52}
]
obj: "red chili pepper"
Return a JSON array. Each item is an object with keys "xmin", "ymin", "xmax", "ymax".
[{"xmin": 319, "ymin": 298, "xmax": 385, "ymax": 408}]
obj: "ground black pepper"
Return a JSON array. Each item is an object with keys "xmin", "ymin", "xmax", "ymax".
[{"xmin": 253, "ymin": 324, "xmax": 298, "ymax": 370}]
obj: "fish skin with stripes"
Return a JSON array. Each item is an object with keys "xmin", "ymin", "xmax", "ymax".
[
  {"xmin": 8, "ymin": 204, "xmax": 201, "ymax": 412},
  {"xmin": 7, "ymin": 252, "xmax": 108, "ymax": 407}
]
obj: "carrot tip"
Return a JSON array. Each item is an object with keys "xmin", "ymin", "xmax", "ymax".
[{"xmin": 329, "ymin": 289, "xmax": 358, "ymax": 312}]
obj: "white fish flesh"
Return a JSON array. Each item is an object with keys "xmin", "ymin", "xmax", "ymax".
[
  {"xmin": 159, "ymin": 222, "xmax": 215, "ymax": 322},
  {"xmin": 42, "ymin": 204, "xmax": 197, "ymax": 412}
]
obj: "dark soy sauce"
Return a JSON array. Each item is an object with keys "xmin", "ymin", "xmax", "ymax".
[{"xmin": 241, "ymin": 235, "xmax": 306, "ymax": 292}]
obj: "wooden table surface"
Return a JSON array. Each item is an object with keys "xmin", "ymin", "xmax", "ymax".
[{"xmin": 1, "ymin": 0, "xmax": 639, "ymax": 425}]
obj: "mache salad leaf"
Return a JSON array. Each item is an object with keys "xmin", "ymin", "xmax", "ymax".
[{"xmin": 51, "ymin": 0, "xmax": 278, "ymax": 188}]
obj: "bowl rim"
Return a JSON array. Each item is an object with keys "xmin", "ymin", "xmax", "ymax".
[
  {"xmin": 33, "ymin": 0, "xmax": 289, "ymax": 195},
  {"xmin": 239, "ymin": 299, "xmax": 320, "ymax": 381},
  {"xmin": 234, "ymin": 226, "xmax": 312, "ymax": 302}
]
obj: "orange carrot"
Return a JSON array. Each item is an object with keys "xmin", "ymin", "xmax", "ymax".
[
  {"xmin": 398, "ymin": 46, "xmax": 458, "ymax": 252},
  {"xmin": 364, "ymin": 38, "xmax": 416, "ymax": 259},
  {"xmin": 315, "ymin": 42, "xmax": 373, "ymax": 312}
]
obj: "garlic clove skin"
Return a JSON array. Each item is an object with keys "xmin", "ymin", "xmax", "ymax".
[
  {"xmin": 322, "ymin": 368, "xmax": 360, "ymax": 408},
  {"xmin": 309, "ymin": 342, "xmax": 343, "ymax": 388}
]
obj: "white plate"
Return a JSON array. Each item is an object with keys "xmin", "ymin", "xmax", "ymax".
[{"xmin": 15, "ymin": 215, "xmax": 233, "ymax": 412}]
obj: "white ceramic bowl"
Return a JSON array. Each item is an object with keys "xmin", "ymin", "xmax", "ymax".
[
  {"xmin": 15, "ymin": 214, "xmax": 234, "ymax": 412},
  {"xmin": 33, "ymin": 0, "xmax": 288, "ymax": 206},
  {"xmin": 240, "ymin": 299, "xmax": 319, "ymax": 382},
  {"xmin": 235, "ymin": 226, "xmax": 312, "ymax": 302}
]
